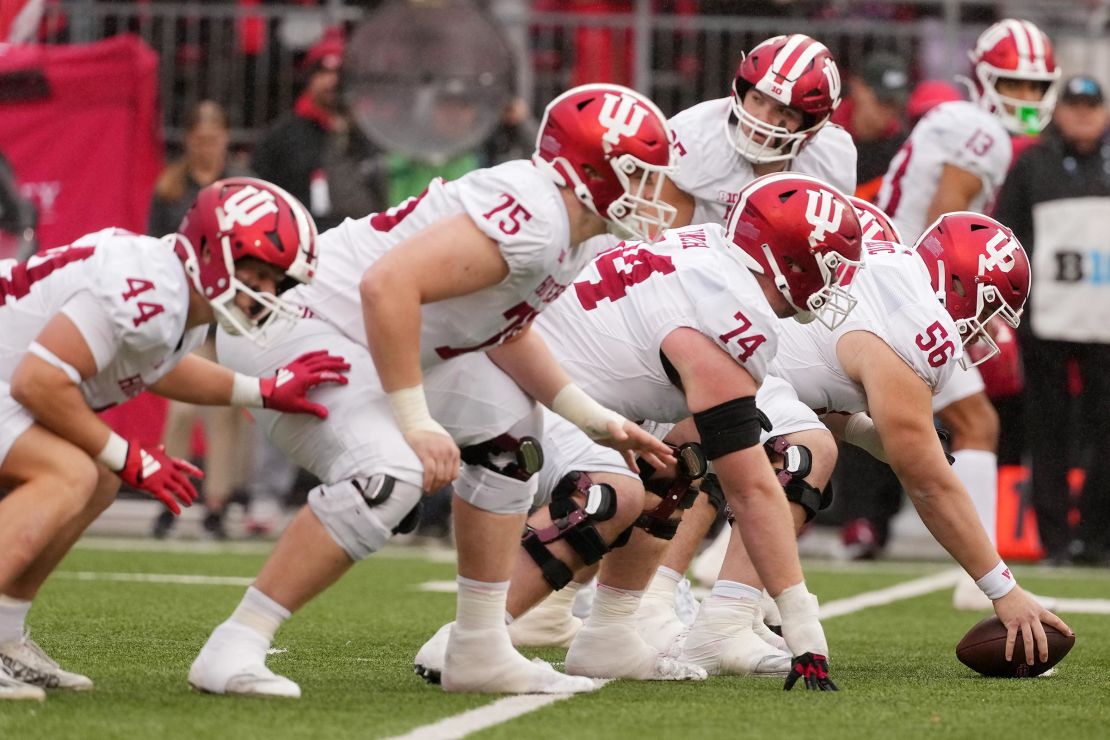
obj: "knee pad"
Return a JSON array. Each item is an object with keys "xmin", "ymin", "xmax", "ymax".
[
  {"xmin": 460, "ymin": 434, "xmax": 544, "ymax": 482},
  {"xmin": 783, "ymin": 478, "xmax": 832, "ymax": 523},
  {"xmin": 453, "ymin": 462, "xmax": 538, "ymax": 515},
  {"xmin": 308, "ymin": 474, "xmax": 423, "ymax": 561},
  {"xmin": 635, "ymin": 442, "xmax": 708, "ymax": 541},
  {"xmin": 521, "ymin": 471, "xmax": 617, "ymax": 590}
]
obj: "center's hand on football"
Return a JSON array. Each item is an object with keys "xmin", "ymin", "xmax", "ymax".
[
  {"xmin": 600, "ymin": 419, "xmax": 676, "ymax": 473},
  {"xmin": 993, "ymin": 587, "xmax": 1073, "ymax": 664},
  {"xmin": 404, "ymin": 429, "xmax": 460, "ymax": 493}
]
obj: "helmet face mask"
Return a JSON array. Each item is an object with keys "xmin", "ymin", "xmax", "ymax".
[
  {"xmin": 729, "ymin": 173, "xmax": 864, "ymax": 330},
  {"xmin": 914, "ymin": 212, "xmax": 1030, "ymax": 369},
  {"xmin": 969, "ymin": 19, "xmax": 1060, "ymax": 135},
  {"xmin": 729, "ymin": 34, "xmax": 842, "ymax": 164},
  {"xmin": 533, "ymin": 84, "xmax": 678, "ymax": 242},
  {"xmin": 173, "ymin": 177, "xmax": 317, "ymax": 345}
]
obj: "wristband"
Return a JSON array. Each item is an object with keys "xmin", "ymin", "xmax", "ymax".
[
  {"xmin": 388, "ymin": 385, "xmax": 447, "ymax": 435},
  {"xmin": 96, "ymin": 431, "xmax": 129, "ymax": 472},
  {"xmin": 975, "ymin": 560, "xmax": 1017, "ymax": 601},
  {"xmin": 551, "ymin": 383, "xmax": 624, "ymax": 441},
  {"xmin": 230, "ymin": 372, "xmax": 265, "ymax": 408}
]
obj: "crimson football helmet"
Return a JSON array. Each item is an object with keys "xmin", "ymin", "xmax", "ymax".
[
  {"xmin": 727, "ymin": 173, "xmax": 863, "ymax": 329},
  {"xmin": 969, "ymin": 18, "xmax": 1060, "ymax": 135},
  {"xmin": 533, "ymin": 83, "xmax": 677, "ymax": 242},
  {"xmin": 848, "ymin": 196, "xmax": 903, "ymax": 245},
  {"xmin": 172, "ymin": 177, "xmax": 317, "ymax": 341},
  {"xmin": 914, "ymin": 212, "xmax": 1031, "ymax": 368},
  {"xmin": 730, "ymin": 34, "xmax": 842, "ymax": 164}
]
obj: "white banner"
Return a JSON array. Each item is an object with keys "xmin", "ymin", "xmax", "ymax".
[{"xmin": 1030, "ymin": 196, "xmax": 1110, "ymax": 343}]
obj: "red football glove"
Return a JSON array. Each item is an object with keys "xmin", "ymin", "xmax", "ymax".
[
  {"xmin": 783, "ymin": 652, "xmax": 838, "ymax": 692},
  {"xmin": 118, "ymin": 443, "xmax": 203, "ymax": 515},
  {"xmin": 260, "ymin": 350, "xmax": 350, "ymax": 419}
]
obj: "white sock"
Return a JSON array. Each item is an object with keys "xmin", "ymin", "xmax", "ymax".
[
  {"xmin": 541, "ymin": 580, "xmax": 582, "ymax": 612},
  {"xmin": 455, "ymin": 577, "xmax": 509, "ymax": 632},
  {"xmin": 644, "ymin": 566, "xmax": 682, "ymax": 604},
  {"xmin": 0, "ymin": 595, "xmax": 31, "ymax": 643},
  {"xmin": 588, "ymin": 583, "xmax": 643, "ymax": 628},
  {"xmin": 228, "ymin": 586, "xmax": 290, "ymax": 643},
  {"xmin": 710, "ymin": 580, "xmax": 762, "ymax": 603},
  {"xmin": 952, "ymin": 449, "xmax": 998, "ymax": 547}
]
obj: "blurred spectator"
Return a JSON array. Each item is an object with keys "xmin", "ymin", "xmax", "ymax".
[
  {"xmin": 832, "ymin": 51, "xmax": 910, "ymax": 200},
  {"xmin": 148, "ymin": 101, "xmax": 247, "ymax": 236},
  {"xmin": 149, "ymin": 100, "xmax": 254, "ymax": 540},
  {"xmin": 252, "ymin": 27, "xmax": 386, "ymax": 230},
  {"xmin": 993, "ymin": 75, "xmax": 1110, "ymax": 566},
  {"xmin": 0, "ymin": 149, "xmax": 36, "ymax": 260},
  {"xmin": 482, "ymin": 98, "xmax": 539, "ymax": 167},
  {"xmin": 386, "ymin": 86, "xmax": 482, "ymax": 205}
]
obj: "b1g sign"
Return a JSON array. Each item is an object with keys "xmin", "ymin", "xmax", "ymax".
[{"xmin": 1030, "ymin": 197, "xmax": 1110, "ymax": 343}]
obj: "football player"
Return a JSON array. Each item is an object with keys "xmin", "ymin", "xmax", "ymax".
[
  {"xmin": 413, "ymin": 173, "xmax": 864, "ymax": 691},
  {"xmin": 187, "ymin": 84, "xmax": 677, "ymax": 698},
  {"xmin": 508, "ymin": 33, "xmax": 855, "ymax": 666},
  {"xmin": 0, "ymin": 178, "xmax": 345, "ymax": 700},
  {"xmin": 705, "ymin": 211, "xmax": 1072, "ymax": 670},
  {"xmin": 876, "ymin": 19, "xmax": 1060, "ymax": 608}
]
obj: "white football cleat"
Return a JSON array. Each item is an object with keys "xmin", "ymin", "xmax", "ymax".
[
  {"xmin": 0, "ymin": 633, "xmax": 93, "ymax": 691},
  {"xmin": 566, "ymin": 622, "xmax": 706, "ymax": 681},
  {"xmin": 0, "ymin": 663, "xmax": 45, "ymax": 701},
  {"xmin": 188, "ymin": 622, "xmax": 301, "ymax": 698},
  {"xmin": 442, "ymin": 625, "xmax": 598, "ymax": 694},
  {"xmin": 680, "ymin": 598, "xmax": 791, "ymax": 677},
  {"xmin": 508, "ymin": 590, "xmax": 583, "ymax": 648},
  {"xmin": 413, "ymin": 622, "xmax": 451, "ymax": 685},
  {"xmin": 635, "ymin": 592, "xmax": 688, "ymax": 658}
]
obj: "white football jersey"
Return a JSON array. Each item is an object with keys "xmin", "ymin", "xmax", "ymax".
[
  {"xmin": 876, "ymin": 100, "xmax": 1011, "ymax": 244},
  {"xmin": 288, "ymin": 160, "xmax": 593, "ymax": 369},
  {"xmin": 668, "ymin": 97, "xmax": 858, "ymax": 226},
  {"xmin": 0, "ymin": 228, "xmax": 206, "ymax": 411},
  {"xmin": 536, "ymin": 223, "xmax": 780, "ymax": 424},
  {"xmin": 769, "ymin": 241, "xmax": 962, "ymax": 415}
]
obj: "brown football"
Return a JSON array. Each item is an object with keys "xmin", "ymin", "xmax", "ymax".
[{"xmin": 956, "ymin": 616, "xmax": 1075, "ymax": 677}]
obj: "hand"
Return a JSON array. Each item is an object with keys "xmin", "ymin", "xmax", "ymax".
[
  {"xmin": 117, "ymin": 443, "xmax": 202, "ymax": 515},
  {"xmin": 261, "ymin": 350, "xmax": 351, "ymax": 418},
  {"xmin": 404, "ymin": 429, "xmax": 460, "ymax": 493},
  {"xmin": 783, "ymin": 653, "xmax": 837, "ymax": 691},
  {"xmin": 598, "ymin": 420, "xmax": 676, "ymax": 473},
  {"xmin": 993, "ymin": 586, "xmax": 1074, "ymax": 664}
]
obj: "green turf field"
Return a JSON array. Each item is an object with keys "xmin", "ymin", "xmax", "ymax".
[{"xmin": 1, "ymin": 541, "xmax": 1107, "ymax": 739}]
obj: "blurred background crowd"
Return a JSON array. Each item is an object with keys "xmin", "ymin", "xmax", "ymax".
[{"xmin": 0, "ymin": 0, "xmax": 1107, "ymax": 566}]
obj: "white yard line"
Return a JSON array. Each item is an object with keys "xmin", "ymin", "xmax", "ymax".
[
  {"xmin": 820, "ymin": 568, "xmax": 963, "ymax": 619},
  {"xmin": 383, "ymin": 693, "xmax": 585, "ymax": 740},
  {"xmin": 54, "ymin": 571, "xmax": 255, "ymax": 586}
]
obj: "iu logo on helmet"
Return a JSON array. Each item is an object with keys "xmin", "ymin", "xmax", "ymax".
[
  {"xmin": 598, "ymin": 93, "xmax": 648, "ymax": 146},
  {"xmin": 216, "ymin": 186, "xmax": 279, "ymax": 233},
  {"xmin": 804, "ymin": 189, "xmax": 845, "ymax": 247},
  {"xmin": 979, "ymin": 230, "xmax": 1018, "ymax": 274}
]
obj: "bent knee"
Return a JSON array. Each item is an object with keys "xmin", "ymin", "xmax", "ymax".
[{"xmin": 938, "ymin": 394, "xmax": 999, "ymax": 451}]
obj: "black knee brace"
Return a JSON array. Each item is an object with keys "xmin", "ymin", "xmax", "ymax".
[
  {"xmin": 521, "ymin": 472, "xmax": 617, "ymax": 590},
  {"xmin": 460, "ymin": 434, "xmax": 544, "ymax": 481},
  {"xmin": 763, "ymin": 435, "xmax": 829, "ymax": 523},
  {"xmin": 352, "ymin": 475, "xmax": 422, "ymax": 535},
  {"xmin": 635, "ymin": 442, "xmax": 708, "ymax": 541}
]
